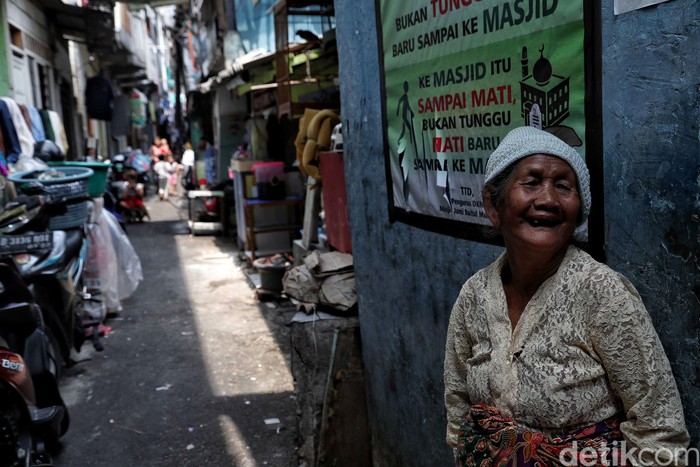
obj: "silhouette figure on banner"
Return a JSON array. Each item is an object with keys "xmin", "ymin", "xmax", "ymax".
[{"xmin": 396, "ymin": 81, "xmax": 418, "ymax": 202}]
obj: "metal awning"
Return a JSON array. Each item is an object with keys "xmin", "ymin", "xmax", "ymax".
[{"xmin": 38, "ymin": 0, "xmax": 114, "ymax": 53}]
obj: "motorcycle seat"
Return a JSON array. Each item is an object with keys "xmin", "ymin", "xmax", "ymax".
[
  {"xmin": 0, "ymin": 264, "xmax": 33, "ymax": 304},
  {"xmin": 63, "ymin": 229, "xmax": 84, "ymax": 261}
]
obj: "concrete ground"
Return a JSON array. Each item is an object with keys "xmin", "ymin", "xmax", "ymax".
[{"xmin": 54, "ymin": 190, "xmax": 299, "ymax": 466}]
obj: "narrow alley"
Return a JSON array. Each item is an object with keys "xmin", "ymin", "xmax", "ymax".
[
  {"xmin": 0, "ymin": 1, "xmax": 698, "ymax": 466},
  {"xmin": 55, "ymin": 193, "xmax": 299, "ymax": 466}
]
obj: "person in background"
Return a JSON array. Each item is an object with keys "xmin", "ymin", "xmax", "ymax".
[
  {"xmin": 159, "ymin": 137, "xmax": 172, "ymax": 159},
  {"xmin": 153, "ymin": 154, "xmax": 171, "ymax": 201},
  {"xmin": 149, "ymin": 137, "xmax": 162, "ymax": 162},
  {"xmin": 180, "ymin": 141, "xmax": 196, "ymax": 191},
  {"xmin": 120, "ymin": 168, "xmax": 149, "ymax": 221},
  {"xmin": 444, "ymin": 126, "xmax": 689, "ymax": 466},
  {"xmin": 166, "ymin": 153, "xmax": 181, "ymax": 197},
  {"xmin": 149, "ymin": 137, "xmax": 162, "ymax": 192}
]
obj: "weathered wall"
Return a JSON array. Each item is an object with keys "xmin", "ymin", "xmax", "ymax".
[
  {"xmin": 335, "ymin": 2, "xmax": 500, "ymax": 464},
  {"xmin": 0, "ymin": 3, "xmax": 10, "ymax": 96},
  {"xmin": 334, "ymin": 1, "xmax": 699, "ymax": 466},
  {"xmin": 600, "ymin": 0, "xmax": 700, "ymax": 444}
]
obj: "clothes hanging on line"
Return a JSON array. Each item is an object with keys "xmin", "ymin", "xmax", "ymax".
[
  {"xmin": 39, "ymin": 109, "xmax": 55, "ymax": 142},
  {"xmin": 0, "ymin": 99, "xmax": 23, "ymax": 163},
  {"xmin": 17, "ymin": 104, "xmax": 32, "ymax": 133},
  {"xmin": 0, "ymin": 97, "xmax": 35, "ymax": 158},
  {"xmin": 0, "ymin": 96, "xmax": 69, "ymax": 163},
  {"xmin": 48, "ymin": 110, "xmax": 69, "ymax": 155},
  {"xmin": 85, "ymin": 75, "xmax": 114, "ymax": 121},
  {"xmin": 27, "ymin": 106, "xmax": 46, "ymax": 142}
]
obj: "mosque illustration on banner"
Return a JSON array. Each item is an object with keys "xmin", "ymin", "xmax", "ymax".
[{"xmin": 520, "ymin": 44, "xmax": 582, "ymax": 147}]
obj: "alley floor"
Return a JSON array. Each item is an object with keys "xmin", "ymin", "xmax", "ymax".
[{"xmin": 54, "ymin": 190, "xmax": 299, "ymax": 466}]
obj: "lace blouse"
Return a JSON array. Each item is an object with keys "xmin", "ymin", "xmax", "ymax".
[{"xmin": 444, "ymin": 245, "xmax": 689, "ymax": 463}]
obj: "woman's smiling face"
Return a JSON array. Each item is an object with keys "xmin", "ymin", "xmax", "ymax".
[{"xmin": 487, "ymin": 154, "xmax": 581, "ymax": 254}]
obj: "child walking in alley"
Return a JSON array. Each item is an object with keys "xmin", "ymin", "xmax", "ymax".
[
  {"xmin": 154, "ymin": 154, "xmax": 171, "ymax": 200},
  {"xmin": 166, "ymin": 154, "xmax": 181, "ymax": 198}
]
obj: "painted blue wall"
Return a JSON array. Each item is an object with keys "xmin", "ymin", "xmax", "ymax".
[
  {"xmin": 600, "ymin": 0, "xmax": 700, "ymax": 443},
  {"xmin": 335, "ymin": 1, "xmax": 499, "ymax": 464},
  {"xmin": 335, "ymin": 1, "xmax": 699, "ymax": 465}
]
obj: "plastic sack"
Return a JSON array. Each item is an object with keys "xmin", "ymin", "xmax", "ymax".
[
  {"xmin": 9, "ymin": 153, "xmax": 48, "ymax": 173},
  {"xmin": 83, "ymin": 200, "xmax": 120, "ymax": 318},
  {"xmin": 102, "ymin": 209, "xmax": 142, "ymax": 299},
  {"xmin": 282, "ymin": 265, "xmax": 322, "ymax": 304}
]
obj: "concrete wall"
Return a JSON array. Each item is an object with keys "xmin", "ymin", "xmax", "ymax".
[
  {"xmin": 335, "ymin": 1, "xmax": 497, "ymax": 464},
  {"xmin": 0, "ymin": 2, "xmax": 10, "ymax": 96},
  {"xmin": 600, "ymin": 0, "xmax": 700, "ymax": 442},
  {"xmin": 334, "ymin": 1, "xmax": 699, "ymax": 465},
  {"xmin": 213, "ymin": 87, "xmax": 247, "ymax": 179}
]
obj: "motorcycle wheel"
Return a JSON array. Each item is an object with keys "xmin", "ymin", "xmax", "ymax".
[
  {"xmin": 43, "ymin": 328, "xmax": 70, "ymax": 439},
  {"xmin": 0, "ymin": 388, "xmax": 39, "ymax": 467},
  {"xmin": 44, "ymin": 327, "xmax": 63, "ymax": 383}
]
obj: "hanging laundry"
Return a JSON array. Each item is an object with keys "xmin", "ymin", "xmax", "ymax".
[
  {"xmin": 18, "ymin": 104, "xmax": 32, "ymax": 132},
  {"xmin": 0, "ymin": 111, "xmax": 5, "ymax": 157},
  {"xmin": 0, "ymin": 149, "xmax": 8, "ymax": 176},
  {"xmin": 0, "ymin": 99, "xmax": 23, "ymax": 163},
  {"xmin": 85, "ymin": 75, "xmax": 114, "ymax": 121},
  {"xmin": 27, "ymin": 106, "xmax": 46, "ymax": 142},
  {"xmin": 48, "ymin": 110, "xmax": 69, "ymax": 156},
  {"xmin": 39, "ymin": 109, "xmax": 55, "ymax": 142},
  {"xmin": 0, "ymin": 97, "xmax": 35, "ymax": 159},
  {"xmin": 129, "ymin": 90, "xmax": 147, "ymax": 126}
]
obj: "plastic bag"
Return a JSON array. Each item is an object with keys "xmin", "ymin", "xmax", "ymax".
[
  {"xmin": 9, "ymin": 153, "xmax": 48, "ymax": 173},
  {"xmin": 83, "ymin": 206, "xmax": 120, "ymax": 318},
  {"xmin": 102, "ymin": 209, "xmax": 142, "ymax": 299}
]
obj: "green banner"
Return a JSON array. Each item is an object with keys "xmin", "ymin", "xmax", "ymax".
[{"xmin": 378, "ymin": 0, "xmax": 586, "ymax": 227}]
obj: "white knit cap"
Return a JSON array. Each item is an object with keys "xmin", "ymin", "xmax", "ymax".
[{"xmin": 484, "ymin": 126, "xmax": 591, "ymax": 225}]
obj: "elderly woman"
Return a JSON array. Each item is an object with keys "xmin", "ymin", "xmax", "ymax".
[{"xmin": 444, "ymin": 126, "xmax": 689, "ymax": 466}]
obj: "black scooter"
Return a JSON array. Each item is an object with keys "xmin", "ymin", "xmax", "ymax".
[
  {"xmin": 0, "ymin": 188, "xmax": 90, "ymax": 365},
  {"xmin": 0, "ymin": 239, "xmax": 69, "ymax": 466}
]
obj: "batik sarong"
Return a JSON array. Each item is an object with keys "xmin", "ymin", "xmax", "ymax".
[{"xmin": 456, "ymin": 404, "xmax": 624, "ymax": 466}]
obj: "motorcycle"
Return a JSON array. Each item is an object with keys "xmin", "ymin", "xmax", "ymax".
[
  {"xmin": 0, "ymin": 187, "xmax": 90, "ymax": 364},
  {"xmin": 0, "ymin": 228, "xmax": 70, "ymax": 465}
]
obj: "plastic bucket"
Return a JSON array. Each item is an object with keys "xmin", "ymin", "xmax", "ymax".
[
  {"xmin": 9, "ymin": 167, "xmax": 93, "ymax": 230},
  {"xmin": 253, "ymin": 256, "xmax": 291, "ymax": 292}
]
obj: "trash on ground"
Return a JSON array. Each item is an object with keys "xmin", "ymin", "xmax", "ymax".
[{"xmin": 264, "ymin": 418, "xmax": 282, "ymax": 431}]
